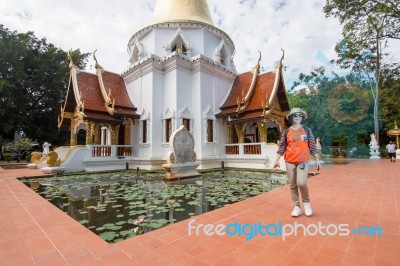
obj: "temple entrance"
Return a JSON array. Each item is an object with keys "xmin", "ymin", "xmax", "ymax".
[
  {"xmin": 77, "ymin": 129, "xmax": 86, "ymax": 145},
  {"xmin": 118, "ymin": 125, "xmax": 125, "ymax": 145}
]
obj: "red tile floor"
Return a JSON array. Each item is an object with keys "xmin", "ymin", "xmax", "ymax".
[{"xmin": 0, "ymin": 159, "xmax": 399, "ymax": 265}]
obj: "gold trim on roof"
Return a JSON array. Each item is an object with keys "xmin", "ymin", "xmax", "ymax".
[
  {"xmin": 93, "ymin": 50, "xmax": 116, "ymax": 115},
  {"xmin": 67, "ymin": 50, "xmax": 76, "ymax": 69},
  {"xmin": 236, "ymin": 51, "xmax": 261, "ymax": 113}
]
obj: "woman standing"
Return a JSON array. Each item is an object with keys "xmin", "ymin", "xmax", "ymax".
[{"xmin": 273, "ymin": 108, "xmax": 321, "ymax": 217}]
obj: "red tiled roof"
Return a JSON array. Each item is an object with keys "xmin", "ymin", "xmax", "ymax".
[
  {"xmin": 217, "ymin": 68, "xmax": 289, "ymax": 123},
  {"xmin": 101, "ymin": 71, "xmax": 139, "ymax": 118},
  {"xmin": 77, "ymin": 71, "xmax": 139, "ymax": 119},
  {"xmin": 102, "ymin": 71, "xmax": 136, "ymax": 109},
  {"xmin": 77, "ymin": 72, "xmax": 107, "ymax": 113},
  {"xmin": 58, "ymin": 69, "xmax": 139, "ymax": 130}
]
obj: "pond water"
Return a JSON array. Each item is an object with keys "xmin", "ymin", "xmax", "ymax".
[{"xmin": 20, "ymin": 170, "xmax": 287, "ymax": 243}]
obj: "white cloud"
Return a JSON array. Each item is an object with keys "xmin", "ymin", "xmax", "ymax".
[{"xmin": 0, "ymin": 0, "xmax": 350, "ymax": 82}]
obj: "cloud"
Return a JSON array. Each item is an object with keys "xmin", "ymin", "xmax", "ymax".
[{"xmin": 0, "ymin": 0, "xmax": 349, "ymax": 81}]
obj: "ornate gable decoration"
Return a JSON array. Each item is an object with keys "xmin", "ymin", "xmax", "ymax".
[
  {"xmin": 128, "ymin": 38, "xmax": 146, "ymax": 65},
  {"xmin": 236, "ymin": 51, "xmax": 261, "ymax": 113},
  {"xmin": 216, "ymin": 49, "xmax": 290, "ymax": 125},
  {"xmin": 164, "ymin": 28, "xmax": 192, "ymax": 57},
  {"xmin": 58, "ymin": 51, "xmax": 86, "ymax": 129},
  {"xmin": 179, "ymin": 106, "xmax": 192, "ymax": 118},
  {"xmin": 93, "ymin": 50, "xmax": 116, "ymax": 115},
  {"xmin": 163, "ymin": 106, "xmax": 175, "ymax": 119},
  {"xmin": 213, "ymin": 39, "xmax": 233, "ymax": 69}
]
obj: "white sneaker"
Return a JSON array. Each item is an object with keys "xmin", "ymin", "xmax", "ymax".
[
  {"xmin": 291, "ymin": 206, "xmax": 302, "ymax": 217},
  {"xmin": 304, "ymin": 202, "xmax": 312, "ymax": 216}
]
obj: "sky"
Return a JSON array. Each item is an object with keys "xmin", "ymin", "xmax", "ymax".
[{"xmin": 0, "ymin": 0, "xmax": 349, "ymax": 87}]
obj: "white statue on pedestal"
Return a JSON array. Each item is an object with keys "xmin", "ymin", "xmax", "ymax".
[
  {"xmin": 42, "ymin": 142, "xmax": 51, "ymax": 157},
  {"xmin": 369, "ymin": 133, "xmax": 380, "ymax": 159},
  {"xmin": 369, "ymin": 133, "xmax": 378, "ymax": 147}
]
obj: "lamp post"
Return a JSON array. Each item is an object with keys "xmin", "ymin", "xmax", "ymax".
[{"xmin": 387, "ymin": 121, "xmax": 400, "ymax": 156}]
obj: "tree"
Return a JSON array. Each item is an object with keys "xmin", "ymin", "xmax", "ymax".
[
  {"xmin": 0, "ymin": 25, "xmax": 89, "ymax": 146},
  {"xmin": 289, "ymin": 69, "xmax": 374, "ymax": 158},
  {"xmin": 323, "ymin": 0, "xmax": 400, "ymax": 145},
  {"xmin": 5, "ymin": 138, "xmax": 36, "ymax": 162},
  {"xmin": 379, "ymin": 71, "xmax": 400, "ymax": 144}
]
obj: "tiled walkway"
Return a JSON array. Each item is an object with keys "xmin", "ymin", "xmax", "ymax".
[{"xmin": 0, "ymin": 160, "xmax": 399, "ymax": 265}]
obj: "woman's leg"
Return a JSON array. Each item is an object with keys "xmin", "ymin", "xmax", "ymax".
[
  {"xmin": 296, "ymin": 163, "xmax": 310, "ymax": 203},
  {"xmin": 286, "ymin": 162, "xmax": 300, "ymax": 207}
]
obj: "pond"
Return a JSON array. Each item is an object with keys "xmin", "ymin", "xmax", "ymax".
[{"xmin": 20, "ymin": 170, "xmax": 287, "ymax": 243}]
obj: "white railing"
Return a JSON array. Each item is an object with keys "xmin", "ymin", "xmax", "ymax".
[
  {"xmin": 225, "ymin": 142, "xmax": 277, "ymax": 156},
  {"xmin": 88, "ymin": 145, "xmax": 134, "ymax": 157}
]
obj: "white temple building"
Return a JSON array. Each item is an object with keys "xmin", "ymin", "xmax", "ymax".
[{"xmin": 42, "ymin": 0, "xmax": 291, "ymax": 173}]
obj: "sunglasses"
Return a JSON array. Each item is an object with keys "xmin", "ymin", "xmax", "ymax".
[{"xmin": 292, "ymin": 113, "xmax": 304, "ymax": 118}]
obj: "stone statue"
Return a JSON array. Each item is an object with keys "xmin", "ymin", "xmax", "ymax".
[
  {"xmin": 162, "ymin": 125, "xmax": 200, "ymax": 180},
  {"xmin": 42, "ymin": 142, "xmax": 51, "ymax": 156},
  {"xmin": 176, "ymin": 42, "xmax": 183, "ymax": 54},
  {"xmin": 369, "ymin": 133, "xmax": 380, "ymax": 159},
  {"xmin": 46, "ymin": 151, "xmax": 61, "ymax": 167},
  {"xmin": 369, "ymin": 133, "xmax": 378, "ymax": 147},
  {"xmin": 30, "ymin": 152, "xmax": 42, "ymax": 164}
]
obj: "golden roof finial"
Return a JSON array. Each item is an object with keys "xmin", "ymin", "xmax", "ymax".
[
  {"xmin": 280, "ymin": 48, "xmax": 285, "ymax": 64},
  {"xmin": 67, "ymin": 49, "xmax": 76, "ymax": 69},
  {"xmin": 257, "ymin": 50, "xmax": 262, "ymax": 66},
  {"xmin": 93, "ymin": 49, "xmax": 102, "ymax": 70}
]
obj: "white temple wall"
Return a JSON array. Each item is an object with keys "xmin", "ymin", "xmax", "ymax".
[{"xmin": 150, "ymin": 70, "xmax": 165, "ymax": 157}]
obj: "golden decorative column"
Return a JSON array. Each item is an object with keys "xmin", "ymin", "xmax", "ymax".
[
  {"xmin": 124, "ymin": 119, "xmax": 132, "ymax": 145},
  {"xmin": 93, "ymin": 124, "xmax": 101, "ymax": 144},
  {"xmin": 257, "ymin": 121, "xmax": 267, "ymax": 142},
  {"xmin": 85, "ymin": 122, "xmax": 96, "ymax": 144},
  {"xmin": 111, "ymin": 125, "xmax": 120, "ymax": 145},
  {"xmin": 234, "ymin": 124, "xmax": 246, "ymax": 143},
  {"xmin": 227, "ymin": 125, "xmax": 233, "ymax": 144},
  {"xmin": 70, "ymin": 119, "xmax": 77, "ymax": 146}
]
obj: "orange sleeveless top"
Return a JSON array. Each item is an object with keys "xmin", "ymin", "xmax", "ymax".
[{"xmin": 284, "ymin": 127, "xmax": 311, "ymax": 164}]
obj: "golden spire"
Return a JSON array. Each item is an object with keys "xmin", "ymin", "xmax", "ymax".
[
  {"xmin": 67, "ymin": 50, "xmax": 76, "ymax": 69},
  {"xmin": 93, "ymin": 49, "xmax": 103, "ymax": 69},
  {"xmin": 151, "ymin": 0, "xmax": 214, "ymax": 26}
]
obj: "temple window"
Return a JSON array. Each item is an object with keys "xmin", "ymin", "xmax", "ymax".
[
  {"xmin": 142, "ymin": 120, "xmax": 148, "ymax": 143},
  {"xmin": 183, "ymin": 118, "xmax": 191, "ymax": 131},
  {"xmin": 165, "ymin": 118, "xmax": 172, "ymax": 142},
  {"xmin": 207, "ymin": 119, "xmax": 214, "ymax": 142}
]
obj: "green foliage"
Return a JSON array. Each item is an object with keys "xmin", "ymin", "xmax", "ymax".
[
  {"xmin": 379, "ymin": 74, "xmax": 400, "ymax": 144},
  {"xmin": 324, "ymin": 0, "xmax": 400, "ymax": 41},
  {"xmin": 289, "ymin": 70, "xmax": 375, "ymax": 157},
  {"xmin": 322, "ymin": 0, "xmax": 400, "ymax": 146},
  {"xmin": 323, "ymin": 0, "xmax": 400, "ymax": 88},
  {"xmin": 0, "ymin": 25, "xmax": 89, "ymax": 145},
  {"xmin": 5, "ymin": 138, "xmax": 36, "ymax": 162},
  {"xmin": 2, "ymin": 153, "xmax": 13, "ymax": 162}
]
